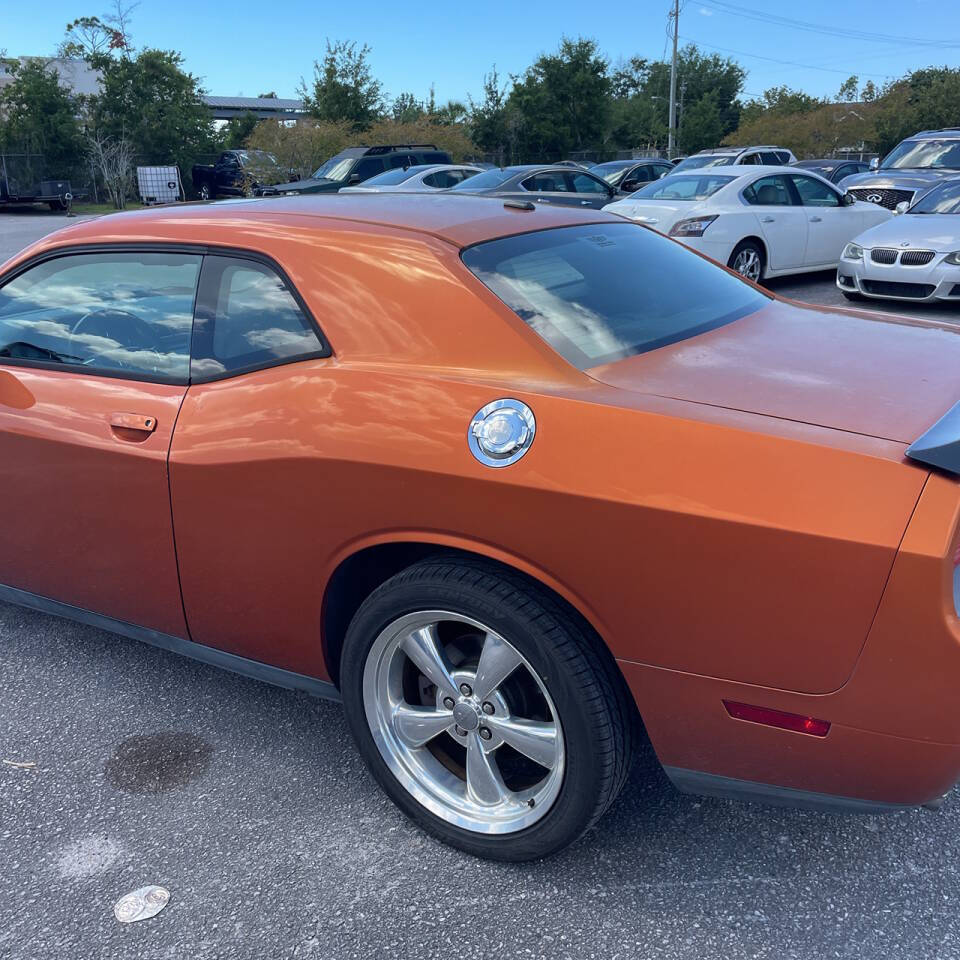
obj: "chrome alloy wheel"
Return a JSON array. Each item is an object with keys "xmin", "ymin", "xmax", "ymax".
[
  {"xmin": 362, "ymin": 611, "xmax": 565, "ymax": 834},
  {"xmin": 732, "ymin": 247, "xmax": 762, "ymax": 282}
]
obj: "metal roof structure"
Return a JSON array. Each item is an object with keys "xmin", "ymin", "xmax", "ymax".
[{"xmin": 203, "ymin": 96, "xmax": 306, "ymax": 120}]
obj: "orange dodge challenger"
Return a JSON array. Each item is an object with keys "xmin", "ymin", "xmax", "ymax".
[{"xmin": 3, "ymin": 195, "xmax": 960, "ymax": 861}]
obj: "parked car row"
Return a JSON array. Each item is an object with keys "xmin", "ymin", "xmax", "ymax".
[{"xmin": 194, "ymin": 128, "xmax": 959, "ymax": 307}]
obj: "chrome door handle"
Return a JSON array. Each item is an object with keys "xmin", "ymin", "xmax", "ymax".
[
  {"xmin": 760, "ymin": 216, "xmax": 776, "ymax": 223},
  {"xmin": 110, "ymin": 412, "xmax": 157, "ymax": 433},
  {"xmin": 809, "ymin": 216, "xmax": 823, "ymax": 222}
]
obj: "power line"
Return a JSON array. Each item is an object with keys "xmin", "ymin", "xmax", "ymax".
[
  {"xmin": 697, "ymin": 0, "xmax": 960, "ymax": 49},
  {"xmin": 679, "ymin": 35, "xmax": 898, "ymax": 79}
]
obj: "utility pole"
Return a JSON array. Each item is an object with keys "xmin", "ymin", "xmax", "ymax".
[{"xmin": 668, "ymin": 0, "xmax": 679, "ymax": 158}]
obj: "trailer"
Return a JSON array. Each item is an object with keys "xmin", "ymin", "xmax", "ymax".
[{"xmin": 0, "ymin": 154, "xmax": 83, "ymax": 210}]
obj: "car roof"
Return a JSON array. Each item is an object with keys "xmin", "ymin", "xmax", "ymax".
[
  {"xmin": 28, "ymin": 194, "xmax": 615, "ymax": 253},
  {"xmin": 910, "ymin": 129, "xmax": 960, "ymax": 139}
]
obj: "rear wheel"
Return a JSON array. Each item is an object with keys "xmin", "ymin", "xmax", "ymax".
[
  {"xmin": 340, "ymin": 559, "xmax": 635, "ymax": 861},
  {"xmin": 728, "ymin": 239, "xmax": 765, "ymax": 283}
]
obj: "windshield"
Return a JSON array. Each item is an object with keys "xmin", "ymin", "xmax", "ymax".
[
  {"xmin": 591, "ymin": 161, "xmax": 633, "ymax": 183},
  {"xmin": 359, "ymin": 165, "xmax": 432, "ymax": 186},
  {"xmin": 462, "ymin": 223, "xmax": 768, "ymax": 370},
  {"xmin": 310, "ymin": 156, "xmax": 357, "ymax": 181},
  {"xmin": 910, "ymin": 179, "xmax": 960, "ymax": 213},
  {"xmin": 671, "ymin": 154, "xmax": 737, "ymax": 173},
  {"xmin": 238, "ymin": 150, "xmax": 279, "ymax": 167},
  {"xmin": 882, "ymin": 139, "xmax": 960, "ymax": 170},
  {"xmin": 630, "ymin": 174, "xmax": 736, "ymax": 201},
  {"xmin": 451, "ymin": 168, "xmax": 512, "ymax": 190}
]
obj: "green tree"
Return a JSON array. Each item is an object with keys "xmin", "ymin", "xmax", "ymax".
[
  {"xmin": 300, "ymin": 40, "xmax": 384, "ymax": 130},
  {"xmin": 469, "ymin": 66, "xmax": 511, "ymax": 161},
  {"xmin": 837, "ymin": 75, "xmax": 859, "ymax": 103},
  {"xmin": 679, "ymin": 90, "xmax": 725, "ymax": 154},
  {"xmin": 738, "ymin": 85, "xmax": 822, "ymax": 126},
  {"xmin": 873, "ymin": 67, "xmax": 960, "ymax": 153},
  {"xmin": 507, "ymin": 37, "xmax": 611, "ymax": 159},
  {"xmin": 221, "ymin": 111, "xmax": 260, "ymax": 149},
  {"xmin": 392, "ymin": 92, "xmax": 425, "ymax": 123},
  {"xmin": 90, "ymin": 48, "xmax": 217, "ymax": 174},
  {"xmin": 0, "ymin": 59, "xmax": 84, "ymax": 174}
]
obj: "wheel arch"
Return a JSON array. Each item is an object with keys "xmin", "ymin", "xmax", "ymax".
[{"xmin": 320, "ymin": 535, "xmax": 617, "ymax": 694}]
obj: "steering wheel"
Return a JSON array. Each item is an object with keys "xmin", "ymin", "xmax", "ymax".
[{"xmin": 70, "ymin": 309, "xmax": 160, "ymax": 372}]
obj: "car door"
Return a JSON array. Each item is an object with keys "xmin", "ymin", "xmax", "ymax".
[
  {"xmin": 0, "ymin": 249, "xmax": 198, "ymax": 637},
  {"xmin": 566, "ymin": 171, "xmax": 616, "ymax": 208},
  {"xmin": 788, "ymin": 173, "xmax": 850, "ymax": 266},
  {"xmin": 516, "ymin": 170, "xmax": 576, "ymax": 205},
  {"xmin": 216, "ymin": 153, "xmax": 243, "ymax": 193},
  {"xmin": 742, "ymin": 174, "xmax": 808, "ymax": 271},
  {"xmin": 169, "ymin": 253, "xmax": 331, "ymax": 673}
]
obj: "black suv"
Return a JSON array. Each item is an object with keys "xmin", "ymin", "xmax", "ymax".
[{"xmin": 261, "ymin": 144, "xmax": 453, "ymax": 196}]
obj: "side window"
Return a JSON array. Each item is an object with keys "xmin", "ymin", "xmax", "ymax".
[
  {"xmin": 191, "ymin": 256, "xmax": 327, "ymax": 380},
  {"xmin": 388, "ymin": 154, "xmax": 416, "ymax": 169},
  {"xmin": 740, "ymin": 153, "xmax": 761, "ymax": 165},
  {"xmin": 743, "ymin": 175, "xmax": 793, "ymax": 206},
  {"xmin": 569, "ymin": 172, "xmax": 609, "ymax": 194},
  {"xmin": 760, "ymin": 151, "xmax": 782, "ymax": 165},
  {"xmin": 423, "ymin": 170, "xmax": 464, "ymax": 188},
  {"xmin": 351, "ymin": 158, "xmax": 384, "ymax": 181},
  {"xmin": 0, "ymin": 252, "xmax": 200, "ymax": 382},
  {"xmin": 521, "ymin": 172, "xmax": 568, "ymax": 192},
  {"xmin": 422, "ymin": 152, "xmax": 450, "ymax": 164},
  {"xmin": 790, "ymin": 175, "xmax": 840, "ymax": 207},
  {"xmin": 653, "ymin": 163, "xmax": 672, "ymax": 179}
]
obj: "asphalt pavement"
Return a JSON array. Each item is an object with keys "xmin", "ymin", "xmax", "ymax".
[{"xmin": 2, "ymin": 208, "xmax": 960, "ymax": 960}]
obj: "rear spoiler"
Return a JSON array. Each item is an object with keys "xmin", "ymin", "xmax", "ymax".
[{"xmin": 906, "ymin": 400, "xmax": 960, "ymax": 475}]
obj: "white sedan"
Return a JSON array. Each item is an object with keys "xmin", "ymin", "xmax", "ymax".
[
  {"xmin": 837, "ymin": 177, "xmax": 960, "ymax": 304},
  {"xmin": 603, "ymin": 165, "xmax": 892, "ymax": 282},
  {"xmin": 339, "ymin": 163, "xmax": 482, "ymax": 193}
]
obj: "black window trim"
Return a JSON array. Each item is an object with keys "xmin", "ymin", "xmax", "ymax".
[{"xmin": 0, "ymin": 242, "xmax": 333, "ymax": 387}]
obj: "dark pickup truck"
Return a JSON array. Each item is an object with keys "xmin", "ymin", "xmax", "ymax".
[
  {"xmin": 259, "ymin": 144, "xmax": 452, "ymax": 196},
  {"xmin": 191, "ymin": 149, "xmax": 291, "ymax": 200}
]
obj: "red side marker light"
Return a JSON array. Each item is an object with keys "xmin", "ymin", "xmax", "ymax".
[{"xmin": 723, "ymin": 700, "xmax": 830, "ymax": 737}]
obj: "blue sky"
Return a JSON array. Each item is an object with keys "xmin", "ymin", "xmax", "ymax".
[{"xmin": 6, "ymin": 0, "xmax": 960, "ymax": 106}]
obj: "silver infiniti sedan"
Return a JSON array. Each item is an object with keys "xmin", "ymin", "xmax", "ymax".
[{"xmin": 838, "ymin": 178, "xmax": 960, "ymax": 304}]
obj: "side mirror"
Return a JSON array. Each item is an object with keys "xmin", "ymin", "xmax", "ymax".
[
  {"xmin": 895, "ymin": 200, "xmax": 910, "ymax": 215},
  {"xmin": 348, "ymin": 173, "xmax": 362, "ymax": 184},
  {"xmin": 869, "ymin": 157, "xmax": 880, "ymax": 171},
  {"xmin": 842, "ymin": 192, "xmax": 856, "ymax": 206}
]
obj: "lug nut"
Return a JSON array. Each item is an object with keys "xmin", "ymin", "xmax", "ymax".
[
  {"xmin": 443, "ymin": 696, "xmax": 456, "ymax": 709},
  {"xmin": 479, "ymin": 727, "xmax": 492, "ymax": 741},
  {"xmin": 481, "ymin": 702, "xmax": 495, "ymax": 715},
  {"xmin": 459, "ymin": 683, "xmax": 473, "ymax": 697}
]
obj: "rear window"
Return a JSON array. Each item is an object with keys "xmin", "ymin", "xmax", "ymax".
[
  {"xmin": 671, "ymin": 154, "xmax": 737, "ymax": 173},
  {"xmin": 451, "ymin": 169, "xmax": 511, "ymax": 190},
  {"xmin": 361, "ymin": 165, "xmax": 431, "ymax": 186},
  {"xmin": 632, "ymin": 174, "xmax": 735, "ymax": 201},
  {"xmin": 462, "ymin": 223, "xmax": 768, "ymax": 369}
]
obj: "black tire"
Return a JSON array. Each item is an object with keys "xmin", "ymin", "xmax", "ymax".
[
  {"xmin": 48, "ymin": 200, "xmax": 67, "ymax": 212},
  {"xmin": 340, "ymin": 558, "xmax": 636, "ymax": 861},
  {"xmin": 842, "ymin": 290, "xmax": 867, "ymax": 302},
  {"xmin": 727, "ymin": 239, "xmax": 765, "ymax": 284}
]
